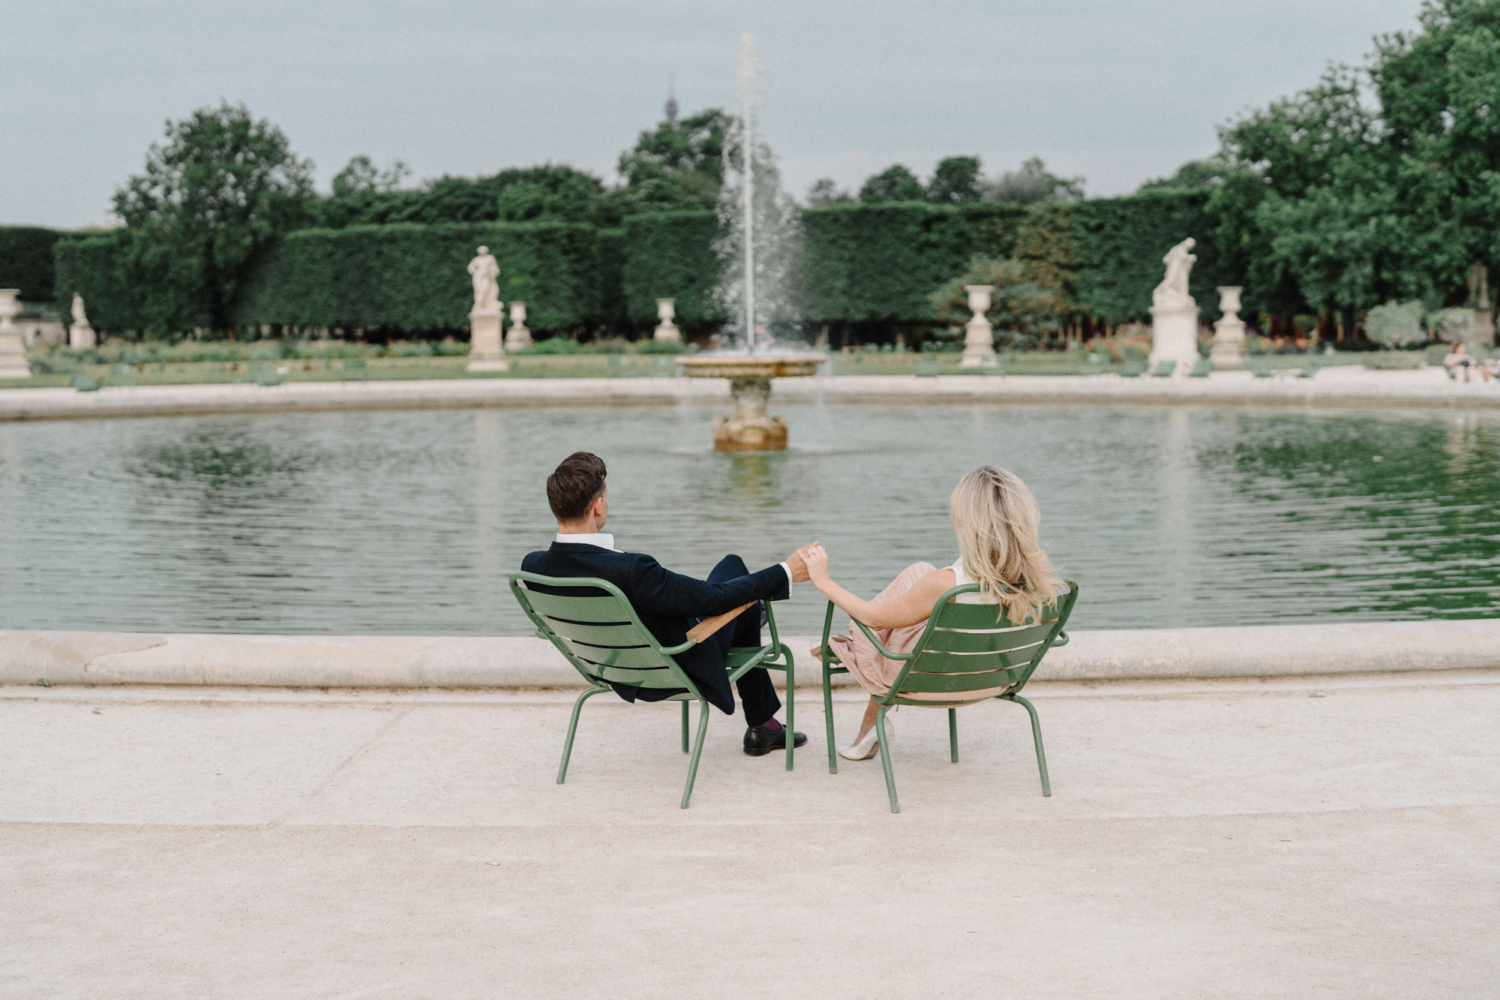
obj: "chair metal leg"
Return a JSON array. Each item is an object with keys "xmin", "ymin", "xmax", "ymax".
[
  {"xmin": 875, "ymin": 704, "xmax": 899, "ymax": 813},
  {"xmin": 822, "ymin": 661, "xmax": 838, "ymax": 774},
  {"xmin": 948, "ymin": 708, "xmax": 958, "ymax": 763},
  {"xmin": 558, "ymin": 685, "xmax": 608, "ymax": 784},
  {"xmin": 681, "ymin": 700, "xmax": 689, "ymax": 753},
  {"xmin": 783, "ymin": 652, "xmax": 796, "ymax": 772},
  {"xmin": 1010, "ymin": 694, "xmax": 1051, "ymax": 797},
  {"xmin": 681, "ymin": 698, "xmax": 711, "ymax": 809}
]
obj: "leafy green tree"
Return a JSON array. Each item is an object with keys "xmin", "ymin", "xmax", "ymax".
[
  {"xmin": 615, "ymin": 108, "xmax": 731, "ymax": 213},
  {"xmin": 331, "ymin": 156, "xmax": 410, "ymax": 197},
  {"xmin": 806, "ymin": 178, "xmax": 854, "ymax": 207},
  {"xmin": 927, "ymin": 156, "xmax": 984, "ymax": 204},
  {"xmin": 859, "ymin": 164, "xmax": 925, "ymax": 203},
  {"xmin": 984, "ymin": 157, "xmax": 1085, "ymax": 205},
  {"xmin": 114, "ymin": 102, "xmax": 313, "ymax": 335},
  {"xmin": 1137, "ymin": 157, "xmax": 1230, "ymax": 193}
]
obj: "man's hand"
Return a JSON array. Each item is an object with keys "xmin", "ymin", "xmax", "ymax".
[{"xmin": 785, "ymin": 545, "xmax": 814, "ymax": 583}]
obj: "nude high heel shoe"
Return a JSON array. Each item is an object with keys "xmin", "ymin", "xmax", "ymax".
[{"xmin": 837, "ymin": 717, "xmax": 893, "ymax": 760}]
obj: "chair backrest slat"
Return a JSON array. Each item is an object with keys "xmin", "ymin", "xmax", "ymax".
[
  {"xmin": 887, "ymin": 582, "xmax": 1077, "ymax": 703},
  {"xmin": 510, "ymin": 573, "xmax": 701, "ymax": 696}
]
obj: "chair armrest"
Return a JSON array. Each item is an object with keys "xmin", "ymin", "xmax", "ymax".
[
  {"xmin": 850, "ymin": 617, "xmax": 913, "ymax": 660},
  {"xmin": 1051, "ymin": 630, "xmax": 1069, "ymax": 647},
  {"xmin": 686, "ymin": 602, "xmax": 755, "ymax": 643}
]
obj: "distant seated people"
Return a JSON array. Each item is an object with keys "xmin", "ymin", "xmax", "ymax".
[
  {"xmin": 522, "ymin": 451, "xmax": 810, "ymax": 757},
  {"xmin": 800, "ymin": 465, "xmax": 1065, "ymax": 761},
  {"xmin": 1443, "ymin": 343, "xmax": 1476, "ymax": 381}
]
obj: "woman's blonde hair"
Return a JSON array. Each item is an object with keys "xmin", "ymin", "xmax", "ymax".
[{"xmin": 949, "ymin": 465, "xmax": 1064, "ymax": 623}]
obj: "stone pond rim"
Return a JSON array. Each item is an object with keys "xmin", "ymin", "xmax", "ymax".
[{"xmin": 677, "ymin": 353, "xmax": 822, "ymax": 452}]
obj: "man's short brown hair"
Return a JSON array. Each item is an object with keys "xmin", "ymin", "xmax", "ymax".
[{"xmin": 547, "ymin": 451, "xmax": 607, "ymax": 522}]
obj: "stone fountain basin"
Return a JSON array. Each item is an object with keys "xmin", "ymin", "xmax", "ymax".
[{"xmin": 676, "ymin": 354, "xmax": 822, "ymax": 379}]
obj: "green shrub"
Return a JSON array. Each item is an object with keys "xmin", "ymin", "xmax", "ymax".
[
  {"xmin": 53, "ymin": 233, "xmax": 148, "ymax": 334},
  {"xmin": 634, "ymin": 338, "xmax": 692, "ymax": 354},
  {"xmin": 0, "ymin": 226, "xmax": 64, "ymax": 301},
  {"xmin": 1071, "ymin": 190, "xmax": 1235, "ymax": 322},
  {"xmin": 524, "ymin": 336, "xmax": 583, "ymax": 354},
  {"xmin": 621, "ymin": 211, "xmax": 724, "ymax": 326},
  {"xmin": 236, "ymin": 220, "xmax": 605, "ymax": 333},
  {"xmin": 1365, "ymin": 301, "xmax": 1426, "ymax": 348}
]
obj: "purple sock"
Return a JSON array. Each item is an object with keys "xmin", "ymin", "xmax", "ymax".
[{"xmin": 753, "ymin": 717, "xmax": 783, "ymax": 731}]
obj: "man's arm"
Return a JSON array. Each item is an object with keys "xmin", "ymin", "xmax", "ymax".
[{"xmin": 627, "ymin": 555, "xmax": 791, "ymax": 620}]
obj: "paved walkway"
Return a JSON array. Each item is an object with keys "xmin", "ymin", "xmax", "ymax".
[{"xmin": 3, "ymin": 671, "xmax": 1496, "ymax": 998}]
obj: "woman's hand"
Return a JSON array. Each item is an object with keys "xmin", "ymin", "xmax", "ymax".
[{"xmin": 800, "ymin": 543, "xmax": 831, "ymax": 587}]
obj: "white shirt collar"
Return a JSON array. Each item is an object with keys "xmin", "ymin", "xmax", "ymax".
[{"xmin": 555, "ymin": 532, "xmax": 620, "ymax": 553}]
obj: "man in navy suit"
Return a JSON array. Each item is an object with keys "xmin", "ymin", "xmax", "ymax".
[{"xmin": 522, "ymin": 451, "xmax": 809, "ymax": 756}]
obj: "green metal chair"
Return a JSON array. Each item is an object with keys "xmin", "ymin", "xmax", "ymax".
[
  {"xmin": 1120, "ymin": 359, "xmax": 1147, "ymax": 377},
  {"xmin": 1189, "ymin": 358, "xmax": 1213, "ymax": 377},
  {"xmin": 1248, "ymin": 357, "xmax": 1273, "ymax": 378},
  {"xmin": 915, "ymin": 357, "xmax": 941, "ymax": 377},
  {"xmin": 1150, "ymin": 360, "xmax": 1177, "ymax": 377},
  {"xmin": 817, "ymin": 580, "xmax": 1078, "ymax": 812},
  {"xmin": 1297, "ymin": 358, "xmax": 1321, "ymax": 379},
  {"xmin": 510, "ymin": 571, "xmax": 796, "ymax": 808}
]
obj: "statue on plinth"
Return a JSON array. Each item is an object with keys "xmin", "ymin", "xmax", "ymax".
[
  {"xmin": 0, "ymin": 289, "xmax": 30, "ymax": 379},
  {"xmin": 1147, "ymin": 238, "xmax": 1202, "ymax": 377},
  {"xmin": 1209, "ymin": 286, "xmax": 1248, "ymax": 368},
  {"xmin": 505, "ymin": 301, "xmax": 532, "ymax": 350},
  {"xmin": 468, "ymin": 246, "xmax": 501, "ymax": 313},
  {"xmin": 465, "ymin": 246, "xmax": 508, "ymax": 372},
  {"xmin": 653, "ymin": 298, "xmax": 682, "ymax": 342},
  {"xmin": 68, "ymin": 293, "xmax": 97, "ymax": 349},
  {"xmin": 1153, "ymin": 238, "xmax": 1197, "ymax": 310},
  {"xmin": 959, "ymin": 284, "xmax": 998, "ymax": 368}
]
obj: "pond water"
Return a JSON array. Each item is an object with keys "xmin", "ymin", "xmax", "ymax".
[{"xmin": 2, "ymin": 402, "xmax": 1498, "ymax": 636}]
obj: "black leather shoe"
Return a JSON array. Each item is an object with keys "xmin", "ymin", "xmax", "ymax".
[{"xmin": 743, "ymin": 724, "xmax": 808, "ymax": 756}]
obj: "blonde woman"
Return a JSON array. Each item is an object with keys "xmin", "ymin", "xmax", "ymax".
[{"xmin": 799, "ymin": 466, "xmax": 1065, "ymax": 760}]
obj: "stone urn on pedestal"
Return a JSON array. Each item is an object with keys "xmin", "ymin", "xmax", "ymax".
[
  {"xmin": 504, "ymin": 302, "xmax": 532, "ymax": 351},
  {"xmin": 959, "ymin": 284, "xmax": 998, "ymax": 368},
  {"xmin": 653, "ymin": 298, "xmax": 682, "ymax": 342},
  {"xmin": 0, "ymin": 289, "xmax": 31, "ymax": 379},
  {"xmin": 1147, "ymin": 238, "xmax": 1202, "ymax": 377},
  {"xmin": 1209, "ymin": 286, "xmax": 1248, "ymax": 368},
  {"xmin": 464, "ymin": 246, "xmax": 508, "ymax": 372}
]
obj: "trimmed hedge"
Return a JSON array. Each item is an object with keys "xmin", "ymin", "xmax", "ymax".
[
  {"xmin": 801, "ymin": 202, "xmax": 1025, "ymax": 322},
  {"xmin": 620, "ymin": 211, "xmax": 723, "ymax": 325},
  {"xmin": 0, "ymin": 226, "xmax": 64, "ymax": 302},
  {"xmin": 53, "ymin": 234, "xmax": 147, "ymax": 333},
  {"xmin": 236, "ymin": 221, "xmax": 603, "ymax": 332},
  {"xmin": 1072, "ymin": 190, "xmax": 1237, "ymax": 322}
]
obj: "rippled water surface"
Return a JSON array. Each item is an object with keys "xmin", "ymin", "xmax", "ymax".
[{"xmin": 2, "ymin": 402, "xmax": 1498, "ymax": 635}]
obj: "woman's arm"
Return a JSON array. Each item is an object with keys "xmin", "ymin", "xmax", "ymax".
[{"xmin": 798, "ymin": 543, "xmax": 955, "ymax": 630}]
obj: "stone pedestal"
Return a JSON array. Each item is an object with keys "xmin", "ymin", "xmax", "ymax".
[
  {"xmin": 1209, "ymin": 286, "xmax": 1247, "ymax": 369},
  {"xmin": 713, "ymin": 378, "xmax": 787, "ymax": 452},
  {"xmin": 0, "ymin": 289, "xmax": 31, "ymax": 379},
  {"xmin": 466, "ymin": 309, "xmax": 508, "ymax": 372},
  {"xmin": 653, "ymin": 298, "xmax": 681, "ymax": 342},
  {"xmin": 1148, "ymin": 305, "xmax": 1201, "ymax": 377},
  {"xmin": 959, "ymin": 284, "xmax": 998, "ymax": 368},
  {"xmin": 504, "ymin": 302, "xmax": 531, "ymax": 351},
  {"xmin": 1473, "ymin": 308, "xmax": 1495, "ymax": 345},
  {"xmin": 69, "ymin": 321, "xmax": 97, "ymax": 349}
]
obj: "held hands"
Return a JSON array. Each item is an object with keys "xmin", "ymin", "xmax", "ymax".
[
  {"xmin": 785, "ymin": 546, "xmax": 812, "ymax": 583},
  {"xmin": 797, "ymin": 542, "xmax": 831, "ymax": 587}
]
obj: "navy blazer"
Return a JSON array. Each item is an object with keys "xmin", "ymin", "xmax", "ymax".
[{"xmin": 521, "ymin": 542, "xmax": 789, "ymax": 714}]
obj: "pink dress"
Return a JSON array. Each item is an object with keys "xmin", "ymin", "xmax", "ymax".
[{"xmin": 825, "ymin": 560, "xmax": 1005, "ymax": 701}]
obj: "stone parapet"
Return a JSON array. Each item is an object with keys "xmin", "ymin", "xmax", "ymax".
[{"xmin": 4, "ymin": 619, "xmax": 1498, "ymax": 689}]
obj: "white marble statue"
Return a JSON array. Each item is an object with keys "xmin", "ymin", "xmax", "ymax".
[
  {"xmin": 71, "ymin": 294, "xmax": 89, "ymax": 326},
  {"xmin": 467, "ymin": 247, "xmax": 501, "ymax": 313},
  {"xmin": 68, "ymin": 293, "xmax": 97, "ymax": 349},
  {"xmin": 1153, "ymin": 238, "xmax": 1197, "ymax": 310}
]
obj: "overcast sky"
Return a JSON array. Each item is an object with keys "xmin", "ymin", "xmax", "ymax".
[{"xmin": 5, "ymin": 0, "xmax": 1424, "ymax": 228}]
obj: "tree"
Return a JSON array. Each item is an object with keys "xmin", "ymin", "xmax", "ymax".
[
  {"xmin": 859, "ymin": 164, "xmax": 925, "ymax": 203},
  {"xmin": 615, "ymin": 108, "xmax": 731, "ymax": 213},
  {"xmin": 806, "ymin": 178, "xmax": 853, "ymax": 207},
  {"xmin": 114, "ymin": 102, "xmax": 313, "ymax": 335},
  {"xmin": 984, "ymin": 157, "xmax": 1084, "ymax": 205},
  {"xmin": 331, "ymin": 155, "xmax": 410, "ymax": 197},
  {"xmin": 926, "ymin": 156, "xmax": 984, "ymax": 204},
  {"xmin": 1137, "ymin": 157, "xmax": 1230, "ymax": 193}
]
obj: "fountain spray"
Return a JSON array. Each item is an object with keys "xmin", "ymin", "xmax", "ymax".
[{"xmin": 738, "ymin": 32, "xmax": 757, "ymax": 356}]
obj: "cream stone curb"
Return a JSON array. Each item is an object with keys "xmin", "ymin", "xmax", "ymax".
[
  {"xmin": 4, "ymin": 619, "xmax": 1497, "ymax": 689},
  {"xmin": 2, "ymin": 367, "xmax": 1498, "ymax": 422}
]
